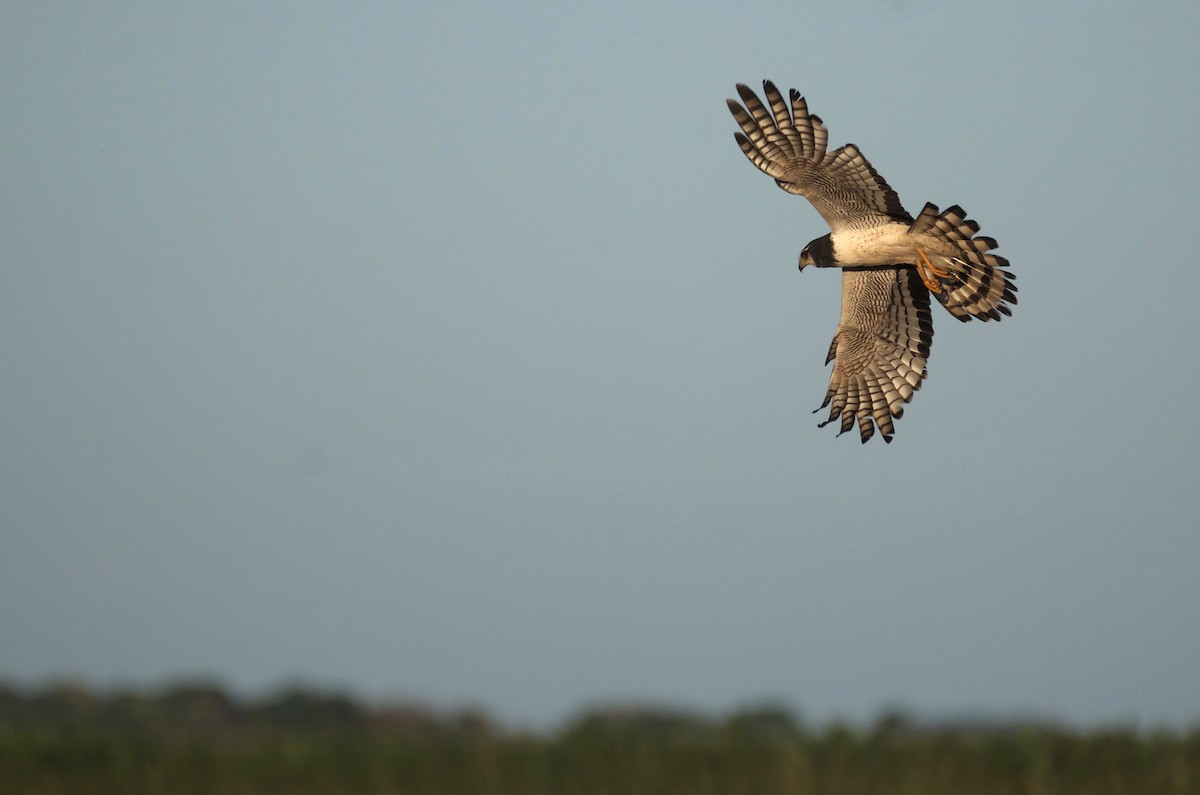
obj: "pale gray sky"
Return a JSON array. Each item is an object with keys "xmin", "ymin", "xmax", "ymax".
[{"xmin": 3, "ymin": 1, "xmax": 1199, "ymax": 728}]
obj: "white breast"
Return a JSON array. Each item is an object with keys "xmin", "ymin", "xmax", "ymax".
[{"xmin": 831, "ymin": 222, "xmax": 913, "ymax": 266}]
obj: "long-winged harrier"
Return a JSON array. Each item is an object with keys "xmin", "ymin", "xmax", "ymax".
[{"xmin": 726, "ymin": 80, "xmax": 1016, "ymax": 443}]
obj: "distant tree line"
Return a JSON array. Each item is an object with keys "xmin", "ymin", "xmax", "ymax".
[
  {"xmin": 0, "ymin": 678, "xmax": 1192, "ymax": 743},
  {"xmin": 0, "ymin": 679, "xmax": 492, "ymax": 740},
  {"xmin": 0, "ymin": 679, "xmax": 863, "ymax": 743},
  {"xmin": 3, "ymin": 680, "xmax": 1199, "ymax": 794}
]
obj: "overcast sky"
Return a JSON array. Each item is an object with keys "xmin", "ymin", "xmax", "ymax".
[{"xmin": 3, "ymin": 1, "xmax": 1199, "ymax": 729}]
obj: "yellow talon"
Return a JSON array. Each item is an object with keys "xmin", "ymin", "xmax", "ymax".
[{"xmin": 915, "ymin": 245, "xmax": 950, "ymax": 294}]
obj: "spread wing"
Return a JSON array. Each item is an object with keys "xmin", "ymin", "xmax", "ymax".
[
  {"xmin": 727, "ymin": 81, "xmax": 911, "ymax": 232},
  {"xmin": 817, "ymin": 266, "xmax": 933, "ymax": 443}
]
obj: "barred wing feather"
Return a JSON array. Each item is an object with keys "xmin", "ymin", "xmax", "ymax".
[
  {"xmin": 727, "ymin": 81, "xmax": 911, "ymax": 230},
  {"xmin": 818, "ymin": 266, "xmax": 933, "ymax": 443}
]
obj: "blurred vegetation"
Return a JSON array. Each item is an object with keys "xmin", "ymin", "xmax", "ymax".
[{"xmin": 0, "ymin": 679, "xmax": 1196, "ymax": 794}]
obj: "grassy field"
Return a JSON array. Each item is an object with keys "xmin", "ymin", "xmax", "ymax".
[
  {"xmin": 2, "ymin": 683, "xmax": 1197, "ymax": 794},
  {"xmin": 5, "ymin": 721, "xmax": 1199, "ymax": 794}
]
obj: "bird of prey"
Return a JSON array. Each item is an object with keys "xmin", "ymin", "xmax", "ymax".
[{"xmin": 726, "ymin": 80, "xmax": 1016, "ymax": 443}]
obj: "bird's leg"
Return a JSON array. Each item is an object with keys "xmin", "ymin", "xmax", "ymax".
[{"xmin": 914, "ymin": 246, "xmax": 950, "ymax": 293}]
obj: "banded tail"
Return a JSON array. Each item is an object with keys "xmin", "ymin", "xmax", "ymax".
[{"xmin": 909, "ymin": 202, "xmax": 1017, "ymax": 322}]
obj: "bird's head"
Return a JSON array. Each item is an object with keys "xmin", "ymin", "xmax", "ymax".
[{"xmin": 799, "ymin": 234, "xmax": 835, "ymax": 270}]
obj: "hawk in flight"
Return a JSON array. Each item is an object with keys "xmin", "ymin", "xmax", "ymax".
[{"xmin": 726, "ymin": 81, "xmax": 1016, "ymax": 443}]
